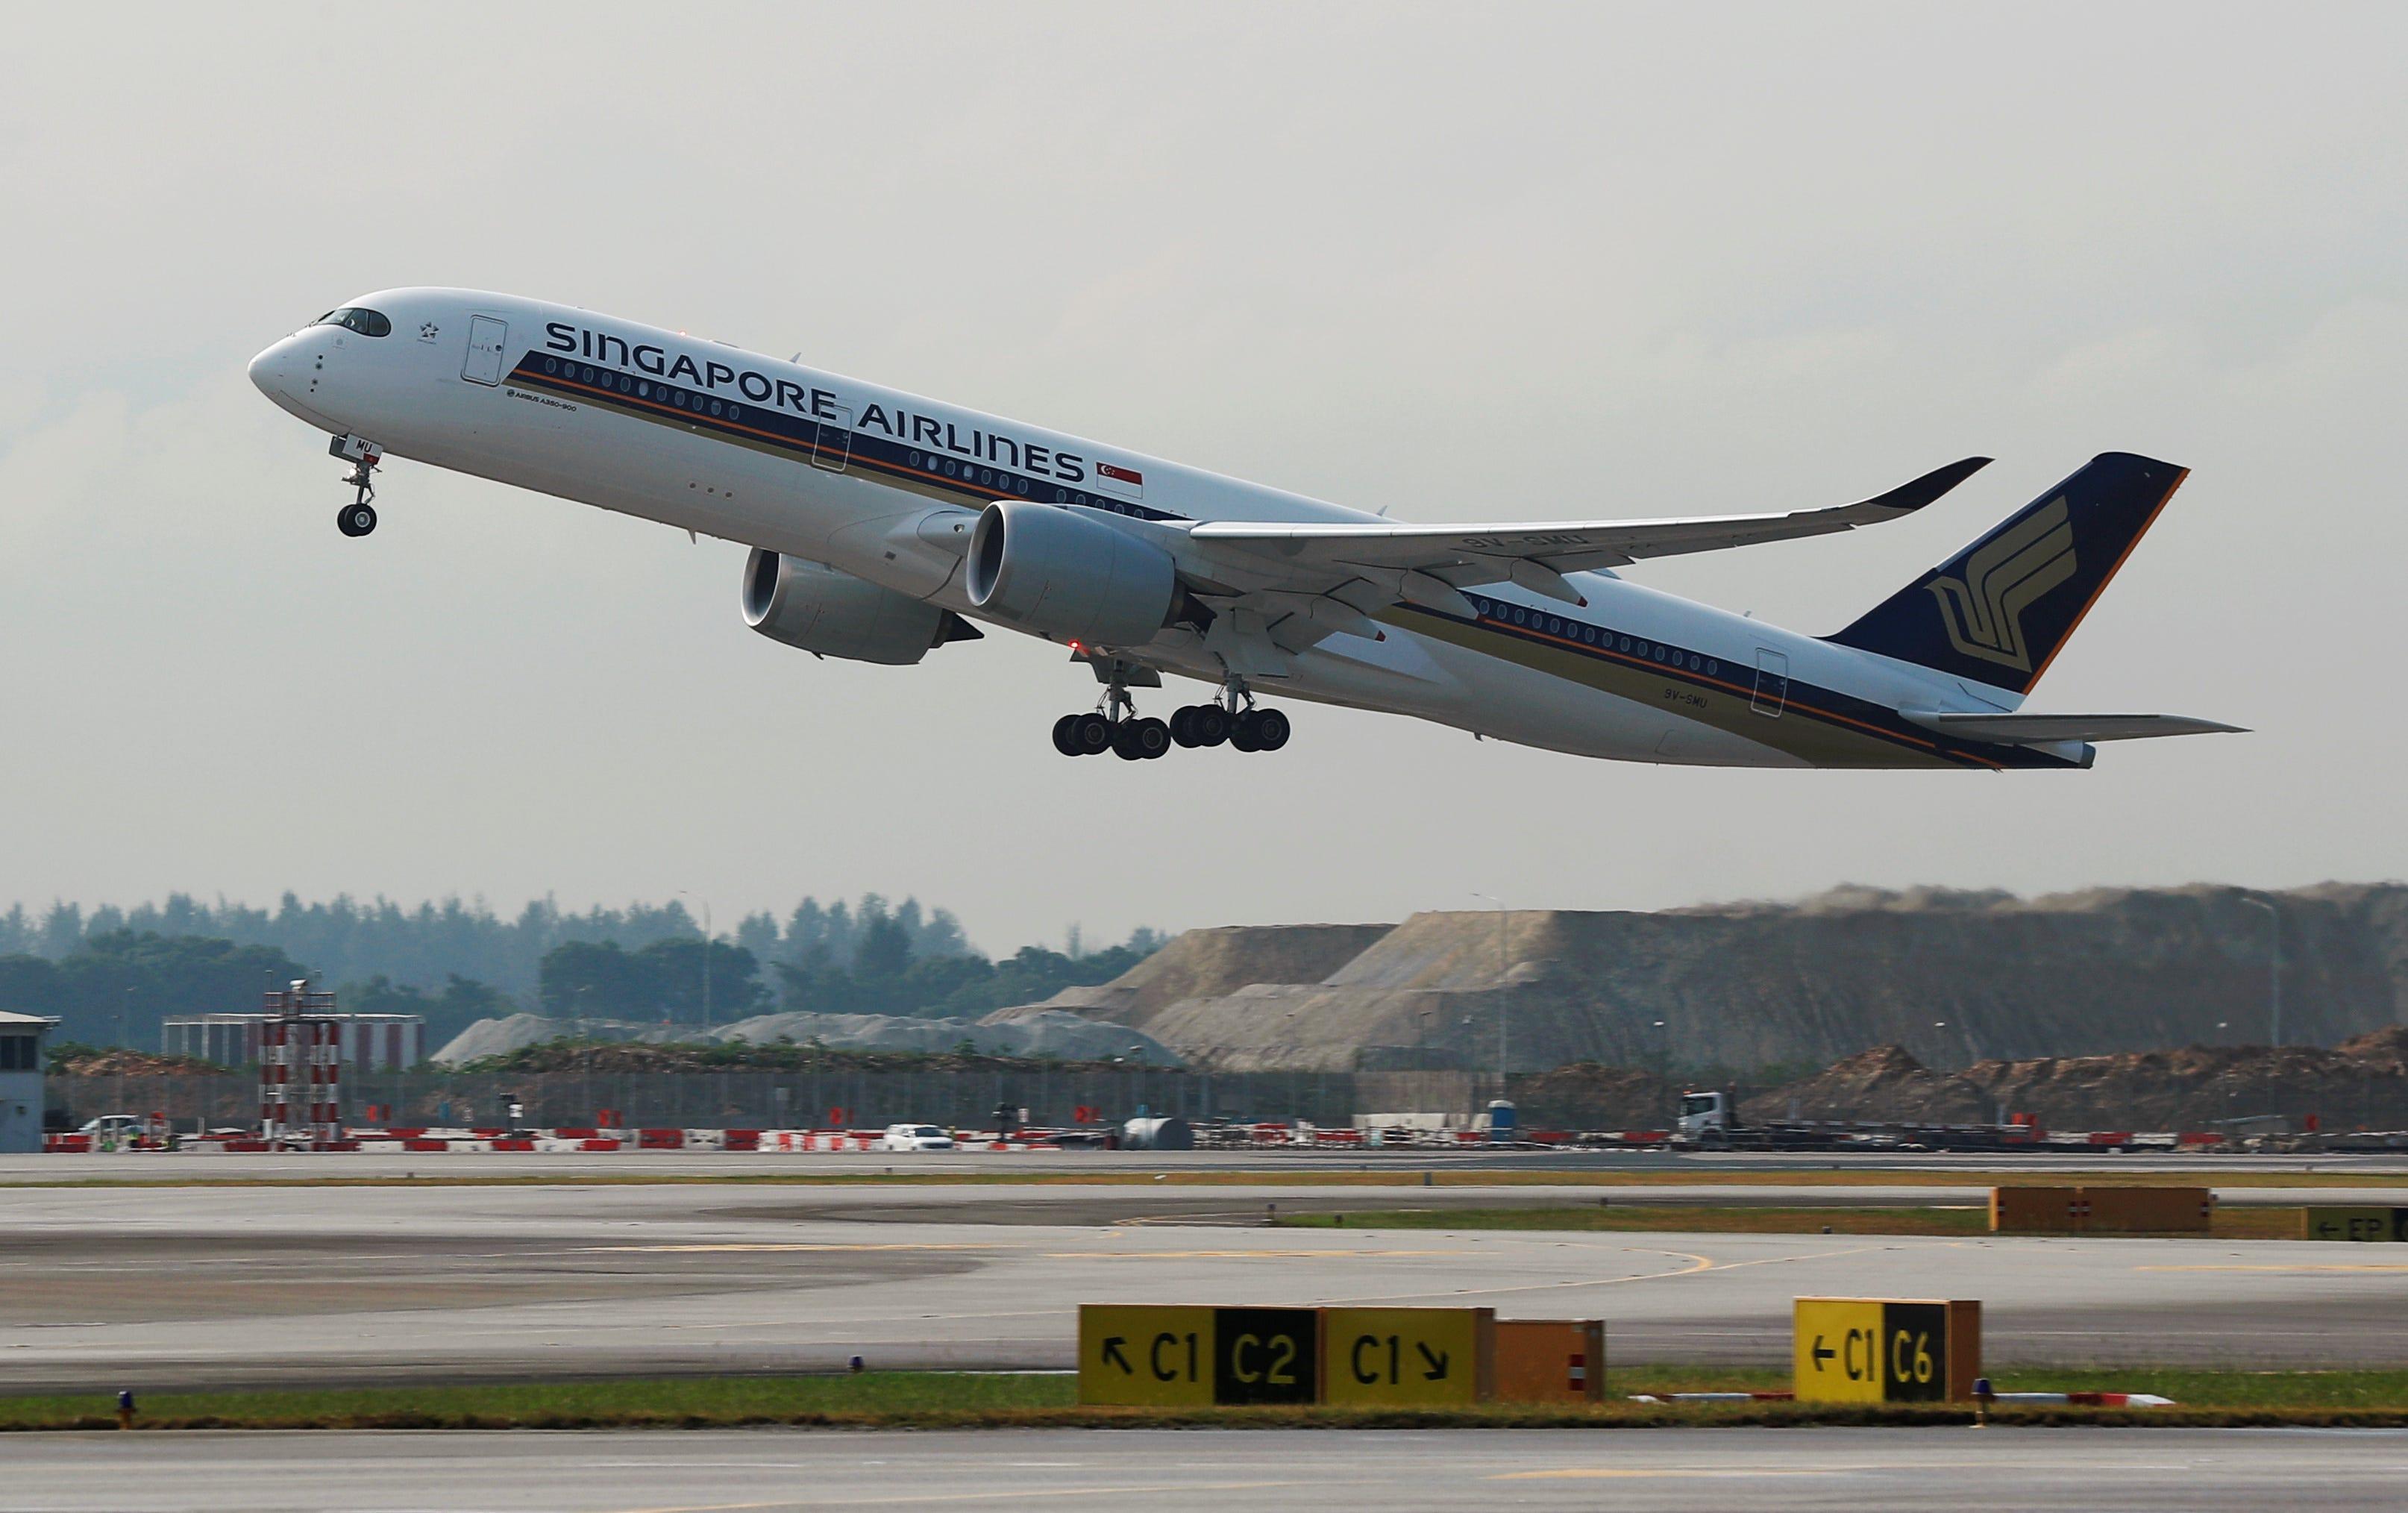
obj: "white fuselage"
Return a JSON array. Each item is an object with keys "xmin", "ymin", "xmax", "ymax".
[{"xmin": 249, "ymin": 288, "xmax": 2055, "ymax": 771}]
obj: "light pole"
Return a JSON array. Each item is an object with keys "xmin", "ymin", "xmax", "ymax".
[
  {"xmin": 1470, "ymin": 892, "xmax": 1508, "ymax": 1084},
  {"xmin": 2241, "ymin": 896, "xmax": 2281, "ymax": 1047}
]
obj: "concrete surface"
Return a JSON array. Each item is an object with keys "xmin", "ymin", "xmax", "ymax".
[
  {"xmin": 9, "ymin": 1426, "xmax": 2408, "ymax": 1512},
  {"xmin": 7, "ymin": 1147, "xmax": 2408, "ymax": 1181},
  {"xmin": 9, "ymin": 1180, "xmax": 2408, "ymax": 1391}
]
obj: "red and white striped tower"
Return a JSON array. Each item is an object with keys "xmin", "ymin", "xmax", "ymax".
[
  {"xmin": 257, "ymin": 1015, "xmax": 292, "ymax": 1138},
  {"xmin": 257, "ymin": 980, "xmax": 344, "ymax": 1143}
]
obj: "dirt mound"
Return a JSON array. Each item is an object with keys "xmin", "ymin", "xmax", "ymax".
[
  {"xmin": 50, "ymin": 1050, "xmax": 222, "ymax": 1077},
  {"xmin": 455, "ymin": 1039, "xmax": 1141, "ymax": 1077},
  {"xmin": 1746, "ymin": 1036, "xmax": 2408, "ymax": 1131},
  {"xmin": 995, "ymin": 924, "xmax": 1393, "ymax": 1030},
  {"xmin": 1742, "ymin": 1046, "xmax": 1991, "ymax": 1125},
  {"xmin": 2340, "ymin": 1025, "xmax": 2408, "ymax": 1068},
  {"xmin": 1507, "ymin": 1063, "xmax": 1676, "ymax": 1130},
  {"xmin": 995, "ymin": 884, "xmax": 2408, "ymax": 1076}
]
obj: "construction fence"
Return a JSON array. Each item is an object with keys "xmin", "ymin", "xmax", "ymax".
[{"xmin": 45, "ymin": 1068, "xmax": 1498, "ymax": 1133}]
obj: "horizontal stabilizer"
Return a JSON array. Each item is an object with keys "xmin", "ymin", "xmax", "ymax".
[{"xmin": 1901, "ymin": 711, "xmax": 2246, "ymax": 744}]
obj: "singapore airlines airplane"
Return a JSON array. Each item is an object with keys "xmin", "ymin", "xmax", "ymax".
[{"xmin": 251, "ymin": 290, "xmax": 2239, "ymax": 768}]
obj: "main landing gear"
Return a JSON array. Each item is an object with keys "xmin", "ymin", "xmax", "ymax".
[
  {"xmin": 329, "ymin": 433, "xmax": 383, "ymax": 537},
  {"xmin": 1050, "ymin": 673, "xmax": 1291, "ymax": 760}
]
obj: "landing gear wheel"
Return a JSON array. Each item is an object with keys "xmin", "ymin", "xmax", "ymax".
[
  {"xmin": 1188, "ymin": 704, "xmax": 1229, "ymax": 747},
  {"xmin": 337, "ymin": 501, "xmax": 378, "ymax": 537},
  {"xmin": 1130, "ymin": 717, "xmax": 1170, "ymax": 759},
  {"xmin": 1071, "ymin": 713, "xmax": 1113, "ymax": 755},
  {"xmin": 1111, "ymin": 723, "xmax": 1147, "ymax": 761},
  {"xmin": 1228, "ymin": 712, "xmax": 1262, "ymax": 753},
  {"xmin": 1052, "ymin": 715, "xmax": 1083, "ymax": 756},
  {"xmin": 1251, "ymin": 708, "xmax": 1291, "ymax": 751},
  {"xmin": 1169, "ymin": 707, "xmax": 1197, "ymax": 747}
]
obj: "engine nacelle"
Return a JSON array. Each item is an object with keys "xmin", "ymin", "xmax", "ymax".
[
  {"xmin": 741, "ymin": 549, "xmax": 972, "ymax": 665},
  {"xmin": 963, "ymin": 499, "xmax": 1177, "ymax": 648}
]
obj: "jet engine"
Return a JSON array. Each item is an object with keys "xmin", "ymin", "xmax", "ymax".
[
  {"xmin": 741, "ymin": 548, "xmax": 978, "ymax": 665},
  {"xmin": 963, "ymin": 499, "xmax": 1178, "ymax": 648}
]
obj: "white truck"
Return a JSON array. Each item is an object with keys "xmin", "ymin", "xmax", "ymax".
[
  {"xmin": 877, "ymin": 1123, "xmax": 957, "ymax": 1152},
  {"xmin": 1675, "ymin": 1090, "xmax": 1734, "ymax": 1141}
]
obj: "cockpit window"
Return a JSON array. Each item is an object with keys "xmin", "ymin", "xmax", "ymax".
[{"xmin": 315, "ymin": 307, "xmax": 392, "ymax": 338}]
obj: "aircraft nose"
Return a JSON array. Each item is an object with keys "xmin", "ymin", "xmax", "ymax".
[{"xmin": 248, "ymin": 340, "xmax": 291, "ymax": 398}]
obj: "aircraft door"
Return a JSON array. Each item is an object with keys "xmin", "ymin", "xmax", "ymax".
[
  {"xmin": 812, "ymin": 404, "xmax": 853, "ymax": 473},
  {"xmin": 1750, "ymin": 648, "xmax": 1790, "ymax": 716},
  {"xmin": 463, "ymin": 316, "xmax": 509, "ymax": 386}
]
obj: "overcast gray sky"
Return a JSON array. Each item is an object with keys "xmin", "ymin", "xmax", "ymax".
[{"xmin": 1, "ymin": 1, "xmax": 2401, "ymax": 954}]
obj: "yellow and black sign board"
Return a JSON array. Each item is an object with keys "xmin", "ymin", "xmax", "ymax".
[
  {"xmin": 1077, "ymin": 1305, "xmax": 1319, "ymax": 1406},
  {"xmin": 1322, "ymin": 1307, "xmax": 1493, "ymax": 1406},
  {"xmin": 1079, "ymin": 1305, "xmax": 1216, "ymax": 1406},
  {"xmin": 1214, "ymin": 1306, "xmax": 1320, "ymax": 1405},
  {"xmin": 2302, "ymin": 1206, "xmax": 2408, "ymax": 1242},
  {"xmin": 1794, "ymin": 1297, "xmax": 1980, "ymax": 1404}
]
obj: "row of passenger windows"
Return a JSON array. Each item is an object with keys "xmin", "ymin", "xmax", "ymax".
[
  {"xmin": 540, "ymin": 357, "xmax": 771, "ymax": 426},
  {"xmin": 900, "ymin": 449, "xmax": 1157, "ymax": 513},
  {"xmin": 1467, "ymin": 595, "xmax": 1719, "ymax": 675},
  {"xmin": 316, "ymin": 307, "xmax": 391, "ymax": 337},
  {"xmin": 903, "ymin": 451, "xmax": 1032, "ymax": 496}
]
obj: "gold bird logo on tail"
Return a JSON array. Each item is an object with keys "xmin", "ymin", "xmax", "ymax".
[{"xmin": 1927, "ymin": 497, "xmax": 2077, "ymax": 671}]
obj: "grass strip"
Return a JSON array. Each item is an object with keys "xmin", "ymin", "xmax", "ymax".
[
  {"xmin": 8, "ymin": 1368, "xmax": 2407, "ymax": 1432},
  {"xmin": 1274, "ymin": 1204, "xmax": 2307, "ymax": 1238}
]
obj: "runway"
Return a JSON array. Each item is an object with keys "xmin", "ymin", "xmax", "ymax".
[
  {"xmin": 7, "ymin": 1148, "xmax": 2408, "ymax": 1181},
  {"xmin": 9, "ymin": 1178, "xmax": 2408, "ymax": 1391},
  {"xmin": 11, "ymin": 1426, "xmax": 2408, "ymax": 1512}
]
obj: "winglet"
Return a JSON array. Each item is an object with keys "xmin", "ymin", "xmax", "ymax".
[{"xmin": 1863, "ymin": 456, "xmax": 1993, "ymax": 518}]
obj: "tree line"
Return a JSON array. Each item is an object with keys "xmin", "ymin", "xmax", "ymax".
[
  {"xmin": 0, "ymin": 892, "xmax": 976, "ymax": 998},
  {"xmin": 0, "ymin": 895, "xmax": 1163, "ymax": 1054}
]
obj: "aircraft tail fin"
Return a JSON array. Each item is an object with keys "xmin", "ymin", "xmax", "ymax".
[{"xmin": 1824, "ymin": 451, "xmax": 2188, "ymax": 696}]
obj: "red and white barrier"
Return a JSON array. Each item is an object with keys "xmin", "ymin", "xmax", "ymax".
[{"xmin": 1993, "ymin": 1391, "xmax": 2175, "ymax": 1407}]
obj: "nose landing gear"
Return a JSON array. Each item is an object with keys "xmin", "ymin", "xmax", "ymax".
[{"xmin": 328, "ymin": 433, "xmax": 383, "ymax": 537}]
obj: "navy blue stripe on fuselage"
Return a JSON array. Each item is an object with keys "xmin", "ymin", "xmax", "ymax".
[
  {"xmin": 507, "ymin": 354, "xmax": 1189, "ymax": 523},
  {"xmin": 1398, "ymin": 599, "xmax": 2073, "ymax": 770}
]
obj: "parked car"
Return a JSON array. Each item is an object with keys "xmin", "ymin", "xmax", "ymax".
[{"xmin": 878, "ymin": 1123, "xmax": 956, "ymax": 1152}]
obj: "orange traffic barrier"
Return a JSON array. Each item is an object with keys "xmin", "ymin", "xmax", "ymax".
[
  {"xmin": 1493, "ymin": 1319, "xmax": 1605, "ymax": 1404},
  {"xmin": 2087, "ymin": 1186, "xmax": 2212, "ymax": 1234},
  {"xmin": 1990, "ymin": 1186, "xmax": 2081, "ymax": 1233},
  {"xmin": 1991, "ymin": 1185, "xmax": 2211, "ymax": 1235}
]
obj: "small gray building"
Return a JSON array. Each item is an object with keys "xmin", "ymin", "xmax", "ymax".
[{"xmin": 0, "ymin": 1010, "xmax": 57, "ymax": 1153}]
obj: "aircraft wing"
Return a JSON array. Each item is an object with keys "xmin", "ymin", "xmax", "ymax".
[
  {"xmin": 1182, "ymin": 457, "xmax": 1993, "ymax": 599},
  {"xmin": 1901, "ymin": 712, "xmax": 2247, "ymax": 744}
]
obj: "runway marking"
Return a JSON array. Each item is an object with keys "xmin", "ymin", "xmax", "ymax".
[
  {"xmin": 1499, "ymin": 1468, "xmax": 1844, "ymax": 1480},
  {"xmin": 1044, "ymin": 1249, "xmax": 1472, "ymax": 1259},
  {"xmin": 572, "ymin": 1244, "xmax": 1009, "ymax": 1254},
  {"xmin": 2136, "ymin": 1264, "xmax": 2408, "ymax": 1274},
  {"xmin": 607, "ymin": 1479, "xmax": 1319, "ymax": 1510},
  {"xmin": 1307, "ymin": 1241, "xmax": 1887, "ymax": 1309}
]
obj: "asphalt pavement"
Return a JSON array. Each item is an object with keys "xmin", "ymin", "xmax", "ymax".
[
  {"xmin": 9, "ymin": 1179, "xmax": 2408, "ymax": 1391},
  {"xmin": 10, "ymin": 1426, "xmax": 2408, "ymax": 1512}
]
